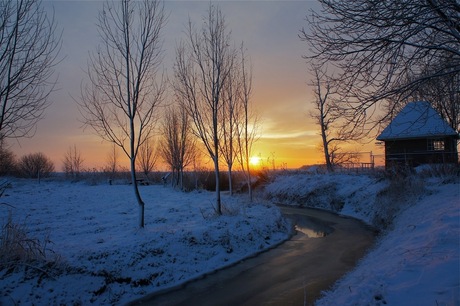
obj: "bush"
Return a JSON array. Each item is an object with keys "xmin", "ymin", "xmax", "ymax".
[
  {"xmin": 0, "ymin": 183, "xmax": 55, "ymax": 270},
  {"xmin": 415, "ymin": 164, "xmax": 459, "ymax": 182},
  {"xmin": 372, "ymin": 175, "xmax": 425, "ymax": 229},
  {"xmin": 18, "ymin": 152, "xmax": 54, "ymax": 178},
  {"xmin": 0, "ymin": 213, "xmax": 47, "ymax": 269}
]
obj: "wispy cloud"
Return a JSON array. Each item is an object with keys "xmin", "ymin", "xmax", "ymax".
[{"xmin": 260, "ymin": 130, "xmax": 317, "ymax": 140}]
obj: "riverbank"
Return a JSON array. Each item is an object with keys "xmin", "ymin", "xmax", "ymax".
[
  {"xmin": 131, "ymin": 206, "xmax": 376, "ymax": 305},
  {"xmin": 264, "ymin": 170, "xmax": 459, "ymax": 305},
  {"xmin": 0, "ymin": 179, "xmax": 290, "ymax": 305}
]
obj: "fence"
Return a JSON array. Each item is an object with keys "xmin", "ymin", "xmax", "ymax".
[
  {"xmin": 331, "ymin": 151, "xmax": 385, "ymax": 172},
  {"xmin": 332, "ymin": 150, "xmax": 458, "ymax": 173}
]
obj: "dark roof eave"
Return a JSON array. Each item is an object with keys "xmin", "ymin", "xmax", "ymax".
[{"xmin": 377, "ymin": 133, "xmax": 460, "ymax": 141}]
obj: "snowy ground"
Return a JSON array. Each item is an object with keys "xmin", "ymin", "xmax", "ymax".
[
  {"xmin": 0, "ymin": 179, "xmax": 290, "ymax": 305},
  {"xmin": 265, "ymin": 169, "xmax": 459, "ymax": 305},
  {"xmin": 1, "ymin": 169, "xmax": 459, "ymax": 306}
]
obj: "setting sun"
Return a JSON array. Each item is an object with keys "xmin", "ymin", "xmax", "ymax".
[{"xmin": 249, "ymin": 156, "xmax": 261, "ymax": 167}]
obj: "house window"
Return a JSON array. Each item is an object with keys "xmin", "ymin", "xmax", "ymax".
[{"xmin": 427, "ymin": 139, "xmax": 444, "ymax": 151}]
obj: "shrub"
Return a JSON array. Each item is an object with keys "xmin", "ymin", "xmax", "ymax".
[
  {"xmin": 415, "ymin": 164, "xmax": 459, "ymax": 182},
  {"xmin": 372, "ymin": 175, "xmax": 425, "ymax": 229},
  {"xmin": 18, "ymin": 152, "xmax": 54, "ymax": 178},
  {"xmin": 0, "ymin": 213, "xmax": 48, "ymax": 269}
]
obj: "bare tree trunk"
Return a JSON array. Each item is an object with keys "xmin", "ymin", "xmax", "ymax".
[
  {"xmin": 214, "ymin": 157, "xmax": 221, "ymax": 214},
  {"xmin": 213, "ymin": 116, "xmax": 222, "ymax": 214},
  {"xmin": 320, "ymin": 118, "xmax": 333, "ymax": 172},
  {"xmin": 130, "ymin": 156, "xmax": 144, "ymax": 228},
  {"xmin": 245, "ymin": 142, "xmax": 253, "ymax": 203},
  {"xmin": 227, "ymin": 164, "xmax": 233, "ymax": 196}
]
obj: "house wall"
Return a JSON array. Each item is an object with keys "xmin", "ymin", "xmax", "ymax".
[{"xmin": 384, "ymin": 136, "xmax": 459, "ymax": 168}]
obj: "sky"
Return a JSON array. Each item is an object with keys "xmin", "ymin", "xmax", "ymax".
[{"xmin": 10, "ymin": 0, "xmax": 382, "ymax": 170}]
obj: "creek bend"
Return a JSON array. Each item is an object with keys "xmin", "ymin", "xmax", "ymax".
[{"xmin": 130, "ymin": 206, "xmax": 376, "ymax": 306}]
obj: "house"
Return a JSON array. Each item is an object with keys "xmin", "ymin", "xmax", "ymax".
[{"xmin": 377, "ymin": 101, "xmax": 459, "ymax": 169}]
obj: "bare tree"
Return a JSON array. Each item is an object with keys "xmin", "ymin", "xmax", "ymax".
[
  {"xmin": 0, "ymin": 0, "xmax": 61, "ymax": 141},
  {"xmin": 137, "ymin": 139, "xmax": 158, "ymax": 180},
  {"xmin": 62, "ymin": 145, "xmax": 84, "ymax": 179},
  {"xmin": 300, "ymin": 0, "xmax": 460, "ymax": 132},
  {"xmin": 310, "ymin": 65, "xmax": 337, "ymax": 172},
  {"xmin": 159, "ymin": 106, "xmax": 197, "ymax": 190},
  {"xmin": 79, "ymin": 0, "xmax": 166, "ymax": 228},
  {"xmin": 234, "ymin": 45, "xmax": 258, "ymax": 202},
  {"xmin": 309, "ymin": 64, "xmax": 361, "ymax": 172},
  {"xmin": 173, "ymin": 4, "xmax": 234, "ymax": 214},
  {"xmin": 105, "ymin": 143, "xmax": 119, "ymax": 179}
]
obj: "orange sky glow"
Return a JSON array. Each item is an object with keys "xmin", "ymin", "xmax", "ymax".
[{"xmin": 9, "ymin": 1, "xmax": 383, "ymax": 171}]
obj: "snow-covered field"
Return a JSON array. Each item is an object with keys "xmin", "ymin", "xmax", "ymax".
[
  {"xmin": 265, "ymin": 170, "xmax": 459, "ymax": 305},
  {"xmin": 1, "ymin": 169, "xmax": 459, "ymax": 305},
  {"xmin": 0, "ymin": 179, "xmax": 290, "ymax": 305}
]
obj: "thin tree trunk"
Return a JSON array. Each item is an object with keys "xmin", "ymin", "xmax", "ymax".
[
  {"xmin": 321, "ymin": 121, "xmax": 333, "ymax": 172},
  {"xmin": 227, "ymin": 164, "xmax": 233, "ymax": 196},
  {"xmin": 214, "ymin": 156, "xmax": 221, "ymax": 215},
  {"xmin": 245, "ymin": 150, "xmax": 253, "ymax": 203},
  {"xmin": 130, "ymin": 156, "xmax": 145, "ymax": 228},
  {"xmin": 213, "ymin": 103, "xmax": 222, "ymax": 214}
]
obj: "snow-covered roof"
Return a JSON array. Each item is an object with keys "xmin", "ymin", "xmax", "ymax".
[{"xmin": 377, "ymin": 101, "xmax": 458, "ymax": 141}]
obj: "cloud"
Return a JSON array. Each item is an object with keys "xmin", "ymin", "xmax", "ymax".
[{"xmin": 261, "ymin": 130, "xmax": 317, "ymax": 140}]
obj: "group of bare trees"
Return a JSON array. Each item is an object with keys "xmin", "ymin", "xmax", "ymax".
[
  {"xmin": 172, "ymin": 5, "xmax": 257, "ymax": 213},
  {"xmin": 159, "ymin": 106, "xmax": 196, "ymax": 190},
  {"xmin": 62, "ymin": 145, "xmax": 84, "ymax": 179},
  {"xmin": 77, "ymin": 1, "xmax": 257, "ymax": 225},
  {"xmin": 0, "ymin": 0, "xmax": 258, "ymax": 228},
  {"xmin": 303, "ymin": 0, "xmax": 460, "ymax": 171}
]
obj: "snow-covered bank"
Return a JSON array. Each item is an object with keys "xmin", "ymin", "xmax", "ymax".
[
  {"xmin": 264, "ymin": 172, "xmax": 388, "ymax": 225},
  {"xmin": 0, "ymin": 179, "xmax": 290, "ymax": 305},
  {"xmin": 264, "ymin": 171, "xmax": 459, "ymax": 305},
  {"xmin": 316, "ymin": 180, "xmax": 459, "ymax": 305}
]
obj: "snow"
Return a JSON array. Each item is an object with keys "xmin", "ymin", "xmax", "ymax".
[
  {"xmin": 0, "ymin": 179, "xmax": 290, "ymax": 305},
  {"xmin": 315, "ymin": 180, "xmax": 459, "ymax": 305},
  {"xmin": 2, "ymin": 170, "xmax": 459, "ymax": 305},
  {"xmin": 377, "ymin": 101, "xmax": 458, "ymax": 140},
  {"xmin": 265, "ymin": 170, "xmax": 459, "ymax": 305}
]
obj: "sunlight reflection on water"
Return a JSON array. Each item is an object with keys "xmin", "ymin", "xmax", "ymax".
[
  {"xmin": 294, "ymin": 225, "xmax": 328, "ymax": 238},
  {"xmin": 290, "ymin": 215, "xmax": 334, "ymax": 238}
]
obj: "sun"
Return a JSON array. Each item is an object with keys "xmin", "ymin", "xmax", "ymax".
[{"xmin": 249, "ymin": 156, "xmax": 261, "ymax": 167}]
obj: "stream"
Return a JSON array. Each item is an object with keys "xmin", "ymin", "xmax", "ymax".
[{"xmin": 129, "ymin": 206, "xmax": 377, "ymax": 306}]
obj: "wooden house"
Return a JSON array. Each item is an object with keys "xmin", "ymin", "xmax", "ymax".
[{"xmin": 377, "ymin": 101, "xmax": 459, "ymax": 169}]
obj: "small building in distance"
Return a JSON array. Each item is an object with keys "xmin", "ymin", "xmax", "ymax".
[{"xmin": 377, "ymin": 101, "xmax": 459, "ymax": 170}]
